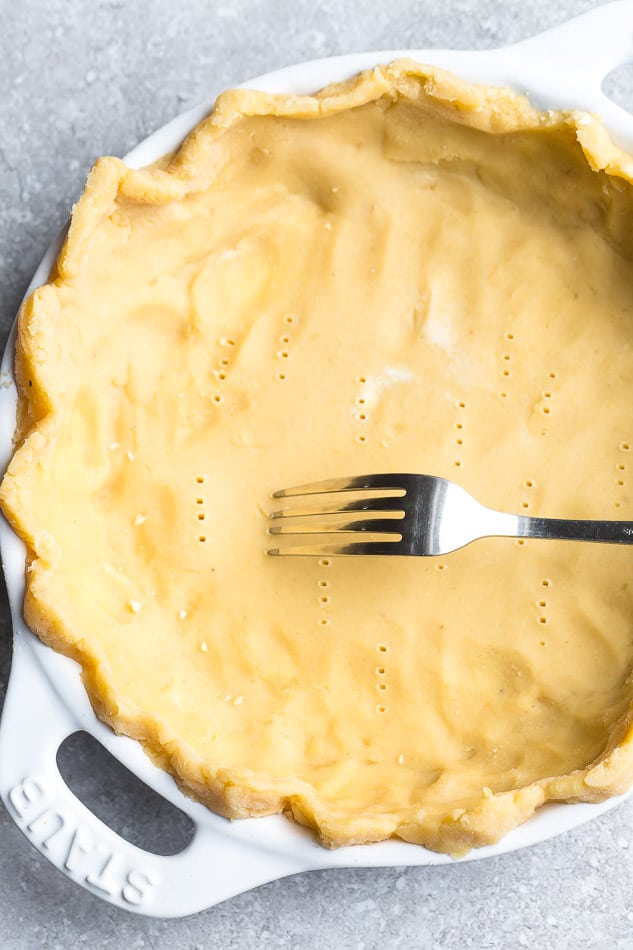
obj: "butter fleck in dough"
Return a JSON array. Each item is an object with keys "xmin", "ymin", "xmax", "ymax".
[{"xmin": 4, "ymin": 61, "xmax": 633, "ymax": 854}]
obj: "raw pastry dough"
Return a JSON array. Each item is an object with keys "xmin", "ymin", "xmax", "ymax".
[{"xmin": 4, "ymin": 61, "xmax": 633, "ymax": 853}]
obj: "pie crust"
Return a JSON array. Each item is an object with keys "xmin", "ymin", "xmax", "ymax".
[{"xmin": 4, "ymin": 62, "xmax": 633, "ymax": 853}]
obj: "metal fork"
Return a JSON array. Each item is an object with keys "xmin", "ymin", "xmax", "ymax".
[{"xmin": 267, "ymin": 473, "xmax": 633, "ymax": 557}]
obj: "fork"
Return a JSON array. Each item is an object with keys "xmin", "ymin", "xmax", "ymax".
[{"xmin": 267, "ymin": 473, "xmax": 633, "ymax": 557}]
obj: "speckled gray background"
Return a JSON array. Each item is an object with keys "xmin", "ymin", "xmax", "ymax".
[{"xmin": 3, "ymin": 0, "xmax": 633, "ymax": 946}]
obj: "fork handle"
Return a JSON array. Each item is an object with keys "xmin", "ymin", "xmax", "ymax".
[{"xmin": 517, "ymin": 515, "xmax": 633, "ymax": 544}]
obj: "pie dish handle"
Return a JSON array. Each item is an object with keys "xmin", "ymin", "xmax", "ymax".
[
  {"xmin": 0, "ymin": 636, "xmax": 300, "ymax": 917},
  {"xmin": 495, "ymin": 0, "xmax": 633, "ymax": 104}
]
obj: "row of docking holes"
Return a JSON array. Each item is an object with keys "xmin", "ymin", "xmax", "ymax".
[
  {"xmin": 375, "ymin": 641, "xmax": 388, "ymax": 716},
  {"xmin": 537, "ymin": 577, "xmax": 551, "ymax": 644},
  {"xmin": 615, "ymin": 441, "xmax": 630, "ymax": 508},
  {"xmin": 317, "ymin": 557, "xmax": 331, "ymax": 625},
  {"xmin": 276, "ymin": 314, "xmax": 294, "ymax": 382},
  {"xmin": 209, "ymin": 336, "xmax": 235, "ymax": 405},
  {"xmin": 195, "ymin": 475, "xmax": 207, "ymax": 543},
  {"xmin": 354, "ymin": 375, "xmax": 368, "ymax": 445}
]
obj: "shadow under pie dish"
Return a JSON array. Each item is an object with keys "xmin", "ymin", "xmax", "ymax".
[{"xmin": 4, "ymin": 60, "xmax": 633, "ymax": 855}]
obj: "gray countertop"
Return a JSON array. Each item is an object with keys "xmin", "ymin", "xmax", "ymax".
[{"xmin": 3, "ymin": 1, "xmax": 633, "ymax": 946}]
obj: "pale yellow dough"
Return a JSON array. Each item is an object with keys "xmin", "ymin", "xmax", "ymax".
[{"xmin": 5, "ymin": 61, "xmax": 633, "ymax": 854}]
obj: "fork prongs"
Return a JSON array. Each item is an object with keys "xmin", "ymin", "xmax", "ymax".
[
  {"xmin": 267, "ymin": 474, "xmax": 409, "ymax": 556},
  {"xmin": 269, "ymin": 492, "xmax": 406, "ymax": 521}
]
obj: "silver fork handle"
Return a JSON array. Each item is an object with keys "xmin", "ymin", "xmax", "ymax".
[{"xmin": 517, "ymin": 516, "xmax": 633, "ymax": 544}]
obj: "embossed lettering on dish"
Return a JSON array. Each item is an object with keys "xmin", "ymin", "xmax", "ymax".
[{"xmin": 8, "ymin": 776, "xmax": 156, "ymax": 905}]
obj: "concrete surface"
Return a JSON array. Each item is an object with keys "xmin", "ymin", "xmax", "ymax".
[{"xmin": 3, "ymin": 0, "xmax": 633, "ymax": 946}]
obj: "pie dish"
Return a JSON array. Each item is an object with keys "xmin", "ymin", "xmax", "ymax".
[{"xmin": 2, "ymin": 5, "xmax": 633, "ymax": 917}]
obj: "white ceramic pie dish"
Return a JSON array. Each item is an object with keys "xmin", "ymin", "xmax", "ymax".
[{"xmin": 2, "ymin": 2, "xmax": 633, "ymax": 919}]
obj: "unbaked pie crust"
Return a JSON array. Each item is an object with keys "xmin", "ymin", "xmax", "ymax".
[{"xmin": 4, "ymin": 62, "xmax": 633, "ymax": 854}]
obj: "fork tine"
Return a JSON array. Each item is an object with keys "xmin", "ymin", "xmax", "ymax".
[
  {"xmin": 272, "ymin": 473, "xmax": 408, "ymax": 498},
  {"xmin": 267, "ymin": 538, "xmax": 403, "ymax": 556},
  {"xmin": 268, "ymin": 516, "xmax": 404, "ymax": 537},
  {"xmin": 270, "ymin": 495, "xmax": 406, "ymax": 519}
]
